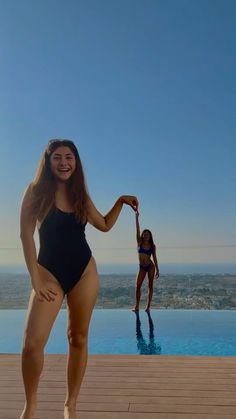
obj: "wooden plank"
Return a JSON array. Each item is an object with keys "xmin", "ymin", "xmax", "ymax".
[{"xmin": 1, "ymin": 354, "xmax": 236, "ymax": 419}]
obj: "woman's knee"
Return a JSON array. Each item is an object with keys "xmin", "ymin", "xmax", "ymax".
[
  {"xmin": 22, "ymin": 335, "xmax": 44, "ymax": 355},
  {"xmin": 136, "ymin": 275, "xmax": 145, "ymax": 288},
  {"xmin": 148, "ymin": 270, "xmax": 155, "ymax": 281},
  {"xmin": 67, "ymin": 330, "xmax": 88, "ymax": 349},
  {"xmin": 136, "ymin": 282, "xmax": 142, "ymax": 290}
]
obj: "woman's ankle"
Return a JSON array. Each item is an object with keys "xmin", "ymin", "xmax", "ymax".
[
  {"xmin": 20, "ymin": 400, "xmax": 37, "ymax": 419},
  {"xmin": 64, "ymin": 398, "xmax": 76, "ymax": 409}
]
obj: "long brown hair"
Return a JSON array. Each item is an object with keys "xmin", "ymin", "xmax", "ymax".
[{"xmin": 31, "ymin": 139, "xmax": 88, "ymax": 222}]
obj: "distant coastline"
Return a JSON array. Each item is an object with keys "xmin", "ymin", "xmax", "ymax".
[
  {"xmin": 0, "ymin": 271, "xmax": 235, "ymax": 310},
  {"xmin": 1, "ymin": 262, "xmax": 236, "ymax": 275}
]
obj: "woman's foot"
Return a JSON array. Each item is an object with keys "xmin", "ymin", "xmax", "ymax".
[
  {"xmin": 20, "ymin": 402, "xmax": 37, "ymax": 419},
  {"xmin": 145, "ymin": 307, "xmax": 150, "ymax": 312},
  {"xmin": 64, "ymin": 404, "xmax": 77, "ymax": 419},
  {"xmin": 132, "ymin": 307, "xmax": 139, "ymax": 312}
]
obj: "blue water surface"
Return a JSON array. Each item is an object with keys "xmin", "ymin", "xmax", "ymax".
[{"xmin": 0, "ymin": 309, "xmax": 236, "ymax": 356}]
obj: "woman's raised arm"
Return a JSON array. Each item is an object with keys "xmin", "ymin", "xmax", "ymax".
[
  {"xmin": 87, "ymin": 195, "xmax": 138, "ymax": 232},
  {"xmin": 135, "ymin": 211, "xmax": 141, "ymax": 245}
]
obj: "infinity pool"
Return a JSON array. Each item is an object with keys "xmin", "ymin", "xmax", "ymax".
[{"xmin": 0, "ymin": 309, "xmax": 236, "ymax": 356}]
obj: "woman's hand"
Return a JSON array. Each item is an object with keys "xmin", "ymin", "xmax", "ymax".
[
  {"xmin": 32, "ymin": 276, "xmax": 58, "ymax": 302},
  {"xmin": 155, "ymin": 269, "xmax": 160, "ymax": 279},
  {"xmin": 120, "ymin": 195, "xmax": 139, "ymax": 212}
]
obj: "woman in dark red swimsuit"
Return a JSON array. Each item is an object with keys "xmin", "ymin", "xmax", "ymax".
[{"xmin": 132, "ymin": 211, "xmax": 159, "ymax": 312}]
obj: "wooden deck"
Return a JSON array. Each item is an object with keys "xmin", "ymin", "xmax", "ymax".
[{"xmin": 0, "ymin": 354, "xmax": 236, "ymax": 418}]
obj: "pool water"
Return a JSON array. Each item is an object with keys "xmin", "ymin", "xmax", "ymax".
[{"xmin": 0, "ymin": 309, "xmax": 236, "ymax": 356}]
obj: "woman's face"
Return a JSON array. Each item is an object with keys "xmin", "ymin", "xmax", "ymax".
[
  {"xmin": 143, "ymin": 231, "xmax": 151, "ymax": 241},
  {"xmin": 50, "ymin": 146, "xmax": 76, "ymax": 182}
]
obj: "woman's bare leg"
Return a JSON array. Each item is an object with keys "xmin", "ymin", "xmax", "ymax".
[
  {"xmin": 145, "ymin": 264, "xmax": 155, "ymax": 311},
  {"xmin": 64, "ymin": 257, "xmax": 99, "ymax": 419},
  {"xmin": 132, "ymin": 269, "xmax": 146, "ymax": 311},
  {"xmin": 20, "ymin": 267, "xmax": 64, "ymax": 419}
]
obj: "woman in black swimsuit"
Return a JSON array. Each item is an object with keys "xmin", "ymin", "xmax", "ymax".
[
  {"xmin": 132, "ymin": 211, "xmax": 159, "ymax": 312},
  {"xmin": 20, "ymin": 139, "xmax": 138, "ymax": 419}
]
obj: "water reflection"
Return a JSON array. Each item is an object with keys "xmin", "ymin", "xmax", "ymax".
[{"xmin": 135, "ymin": 311, "xmax": 161, "ymax": 355}]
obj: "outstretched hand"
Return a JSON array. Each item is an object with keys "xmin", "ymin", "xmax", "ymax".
[{"xmin": 120, "ymin": 195, "xmax": 138, "ymax": 212}]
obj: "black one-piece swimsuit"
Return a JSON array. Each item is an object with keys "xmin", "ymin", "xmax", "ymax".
[{"xmin": 38, "ymin": 208, "xmax": 92, "ymax": 294}]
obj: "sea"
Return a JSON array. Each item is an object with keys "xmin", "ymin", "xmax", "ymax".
[{"xmin": 0, "ymin": 262, "xmax": 236, "ymax": 275}]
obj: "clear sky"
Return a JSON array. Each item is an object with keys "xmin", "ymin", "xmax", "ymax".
[{"xmin": 0, "ymin": 0, "xmax": 235, "ymax": 269}]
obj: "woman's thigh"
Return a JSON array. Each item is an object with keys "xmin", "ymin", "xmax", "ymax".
[
  {"xmin": 147, "ymin": 263, "xmax": 155, "ymax": 286},
  {"xmin": 23, "ymin": 267, "xmax": 64, "ymax": 347},
  {"xmin": 136, "ymin": 269, "xmax": 146, "ymax": 288},
  {"xmin": 66, "ymin": 257, "xmax": 99, "ymax": 335}
]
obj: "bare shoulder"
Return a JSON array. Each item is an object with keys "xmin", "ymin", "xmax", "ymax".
[
  {"xmin": 21, "ymin": 182, "xmax": 35, "ymax": 214},
  {"xmin": 86, "ymin": 195, "xmax": 96, "ymax": 216},
  {"xmin": 86, "ymin": 195, "xmax": 97, "ymax": 221},
  {"xmin": 86, "ymin": 194, "xmax": 93, "ymax": 208},
  {"xmin": 20, "ymin": 183, "xmax": 38, "ymax": 233}
]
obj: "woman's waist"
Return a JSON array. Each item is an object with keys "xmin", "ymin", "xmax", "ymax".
[
  {"xmin": 38, "ymin": 240, "xmax": 91, "ymax": 256},
  {"xmin": 138, "ymin": 255, "xmax": 151, "ymax": 264}
]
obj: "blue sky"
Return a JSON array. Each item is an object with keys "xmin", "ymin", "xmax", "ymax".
[{"xmin": 0, "ymin": 0, "xmax": 235, "ymax": 269}]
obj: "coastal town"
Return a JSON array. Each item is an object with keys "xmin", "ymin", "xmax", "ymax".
[{"xmin": 0, "ymin": 272, "xmax": 235, "ymax": 310}]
